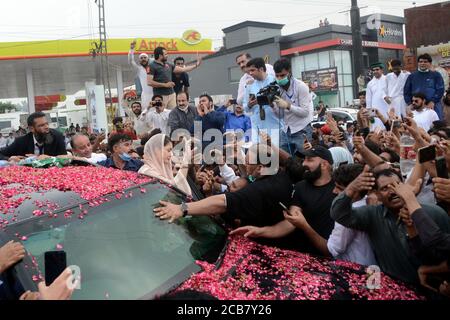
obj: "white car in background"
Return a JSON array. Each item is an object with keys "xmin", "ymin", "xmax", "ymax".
[{"xmin": 312, "ymin": 107, "xmax": 359, "ymax": 128}]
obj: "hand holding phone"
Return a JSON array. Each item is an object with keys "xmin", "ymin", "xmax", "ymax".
[
  {"xmin": 279, "ymin": 202, "xmax": 290, "ymax": 215},
  {"xmin": 418, "ymin": 145, "xmax": 436, "ymax": 164}
]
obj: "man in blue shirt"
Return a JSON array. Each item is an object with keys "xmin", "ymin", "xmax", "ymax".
[
  {"xmin": 404, "ymin": 53, "xmax": 445, "ymax": 119},
  {"xmin": 217, "ymin": 101, "xmax": 252, "ymax": 142},
  {"xmin": 98, "ymin": 134, "xmax": 143, "ymax": 172},
  {"xmin": 242, "ymin": 58, "xmax": 284, "ymax": 146},
  {"xmin": 191, "ymin": 93, "xmax": 225, "ymax": 150}
]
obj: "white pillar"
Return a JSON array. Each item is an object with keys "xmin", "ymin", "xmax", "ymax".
[
  {"xmin": 26, "ymin": 61, "xmax": 35, "ymax": 114},
  {"xmin": 116, "ymin": 66, "xmax": 125, "ymax": 117}
]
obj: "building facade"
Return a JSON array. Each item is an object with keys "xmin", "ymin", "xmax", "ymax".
[{"xmin": 190, "ymin": 16, "xmax": 405, "ymax": 108}]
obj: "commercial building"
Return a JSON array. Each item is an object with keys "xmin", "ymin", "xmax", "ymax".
[
  {"xmin": 404, "ymin": 1, "xmax": 450, "ymax": 89},
  {"xmin": 190, "ymin": 15, "xmax": 405, "ymax": 108}
]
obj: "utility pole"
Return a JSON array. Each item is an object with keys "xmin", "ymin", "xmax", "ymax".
[
  {"xmin": 350, "ymin": 0, "xmax": 364, "ymax": 97},
  {"xmin": 92, "ymin": 0, "xmax": 113, "ymax": 110}
]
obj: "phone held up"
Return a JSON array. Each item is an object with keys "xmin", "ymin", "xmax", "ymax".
[
  {"xmin": 418, "ymin": 145, "xmax": 436, "ymax": 164},
  {"xmin": 45, "ymin": 250, "xmax": 67, "ymax": 286}
]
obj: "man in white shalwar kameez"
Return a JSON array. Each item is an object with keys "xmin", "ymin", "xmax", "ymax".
[
  {"xmin": 366, "ymin": 62, "xmax": 389, "ymax": 119},
  {"xmin": 128, "ymin": 40, "xmax": 153, "ymax": 110},
  {"xmin": 385, "ymin": 59, "xmax": 410, "ymax": 117}
]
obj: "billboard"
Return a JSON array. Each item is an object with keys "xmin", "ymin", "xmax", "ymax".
[
  {"xmin": 0, "ymin": 30, "xmax": 213, "ymax": 60},
  {"xmin": 85, "ymin": 82, "xmax": 108, "ymax": 136},
  {"xmin": 301, "ymin": 67, "xmax": 338, "ymax": 92}
]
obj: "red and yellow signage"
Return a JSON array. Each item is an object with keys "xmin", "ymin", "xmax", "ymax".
[{"xmin": 0, "ymin": 30, "xmax": 213, "ymax": 60}]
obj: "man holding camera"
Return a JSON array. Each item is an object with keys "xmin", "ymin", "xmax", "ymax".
[
  {"xmin": 142, "ymin": 95, "xmax": 171, "ymax": 135},
  {"xmin": 271, "ymin": 58, "xmax": 314, "ymax": 156},
  {"xmin": 243, "ymin": 57, "xmax": 283, "ymax": 146}
]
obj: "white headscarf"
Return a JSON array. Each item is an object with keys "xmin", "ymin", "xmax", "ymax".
[
  {"xmin": 138, "ymin": 133, "xmax": 191, "ymax": 196},
  {"xmin": 329, "ymin": 147, "xmax": 354, "ymax": 170}
]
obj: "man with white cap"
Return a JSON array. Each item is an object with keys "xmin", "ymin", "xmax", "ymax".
[{"xmin": 128, "ymin": 40, "xmax": 153, "ymax": 110}]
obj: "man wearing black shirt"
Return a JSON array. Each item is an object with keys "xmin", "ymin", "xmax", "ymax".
[
  {"xmin": 172, "ymin": 57, "xmax": 190, "ymax": 96},
  {"xmin": 231, "ymin": 145, "xmax": 336, "ymax": 256},
  {"xmin": 148, "ymin": 47, "xmax": 201, "ymax": 109},
  {"xmin": 154, "ymin": 144, "xmax": 295, "ymax": 228}
]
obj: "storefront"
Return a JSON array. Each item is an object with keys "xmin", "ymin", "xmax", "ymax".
[{"xmin": 280, "ymin": 14, "xmax": 405, "ymax": 108}]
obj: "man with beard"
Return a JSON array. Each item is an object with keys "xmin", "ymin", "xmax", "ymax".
[
  {"xmin": 385, "ymin": 59, "xmax": 410, "ymax": 117},
  {"xmin": 411, "ymin": 92, "xmax": 439, "ymax": 132},
  {"xmin": 168, "ymin": 92, "xmax": 197, "ymax": 136},
  {"xmin": 331, "ymin": 168, "xmax": 450, "ymax": 285},
  {"xmin": 148, "ymin": 47, "xmax": 202, "ymax": 109},
  {"xmin": 235, "ymin": 53, "xmax": 275, "ymax": 106},
  {"xmin": 125, "ymin": 101, "xmax": 152, "ymax": 137},
  {"xmin": 153, "ymin": 144, "xmax": 300, "ymax": 230},
  {"xmin": 231, "ymin": 145, "xmax": 336, "ymax": 256},
  {"xmin": 0, "ymin": 112, "xmax": 66, "ymax": 161},
  {"xmin": 129, "ymin": 41, "xmax": 153, "ymax": 110}
]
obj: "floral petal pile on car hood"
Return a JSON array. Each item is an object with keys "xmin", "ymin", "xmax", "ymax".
[
  {"xmin": 177, "ymin": 235, "xmax": 424, "ymax": 300},
  {"xmin": 0, "ymin": 166, "xmax": 151, "ymax": 217}
]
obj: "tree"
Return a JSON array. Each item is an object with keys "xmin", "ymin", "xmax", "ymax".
[{"xmin": 0, "ymin": 101, "xmax": 18, "ymax": 114}]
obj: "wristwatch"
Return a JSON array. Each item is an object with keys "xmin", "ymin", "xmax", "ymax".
[{"xmin": 180, "ymin": 201, "xmax": 189, "ymax": 217}]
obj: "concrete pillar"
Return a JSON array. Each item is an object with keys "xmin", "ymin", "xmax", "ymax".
[
  {"xmin": 116, "ymin": 66, "xmax": 125, "ymax": 117},
  {"xmin": 25, "ymin": 61, "xmax": 35, "ymax": 114}
]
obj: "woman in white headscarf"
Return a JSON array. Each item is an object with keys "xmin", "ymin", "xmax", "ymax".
[
  {"xmin": 138, "ymin": 133, "xmax": 191, "ymax": 196},
  {"xmin": 329, "ymin": 146, "xmax": 354, "ymax": 170}
]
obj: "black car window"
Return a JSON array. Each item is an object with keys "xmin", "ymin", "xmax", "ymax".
[{"xmin": 4, "ymin": 181, "xmax": 226, "ymax": 300}]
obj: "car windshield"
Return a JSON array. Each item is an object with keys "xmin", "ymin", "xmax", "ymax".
[{"xmin": 5, "ymin": 180, "xmax": 226, "ymax": 300}]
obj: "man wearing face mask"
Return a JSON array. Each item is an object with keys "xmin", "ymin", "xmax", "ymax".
[
  {"xmin": 98, "ymin": 134, "xmax": 143, "ymax": 172},
  {"xmin": 129, "ymin": 41, "xmax": 153, "ymax": 111},
  {"xmin": 271, "ymin": 58, "xmax": 314, "ymax": 156},
  {"xmin": 404, "ymin": 54, "xmax": 445, "ymax": 120},
  {"xmin": 0, "ymin": 112, "xmax": 66, "ymax": 162}
]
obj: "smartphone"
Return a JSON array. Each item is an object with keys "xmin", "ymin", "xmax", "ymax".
[
  {"xmin": 229, "ymin": 98, "xmax": 237, "ymax": 104},
  {"xmin": 249, "ymin": 94, "xmax": 256, "ymax": 101},
  {"xmin": 418, "ymin": 145, "xmax": 436, "ymax": 164},
  {"xmin": 302, "ymin": 133, "xmax": 309, "ymax": 143},
  {"xmin": 279, "ymin": 202, "xmax": 289, "ymax": 211},
  {"xmin": 391, "ymin": 120, "xmax": 401, "ymax": 131},
  {"xmin": 45, "ymin": 251, "xmax": 67, "ymax": 286},
  {"xmin": 369, "ymin": 108, "xmax": 377, "ymax": 116},
  {"xmin": 435, "ymin": 156, "xmax": 449, "ymax": 179}
]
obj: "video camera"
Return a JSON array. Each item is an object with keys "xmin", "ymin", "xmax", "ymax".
[{"xmin": 256, "ymin": 81, "xmax": 281, "ymax": 106}]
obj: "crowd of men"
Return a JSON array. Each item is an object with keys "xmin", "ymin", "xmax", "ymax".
[{"xmin": 1, "ymin": 44, "xmax": 450, "ymax": 300}]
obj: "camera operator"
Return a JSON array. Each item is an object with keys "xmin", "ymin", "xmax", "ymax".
[
  {"xmin": 242, "ymin": 57, "xmax": 283, "ymax": 146},
  {"xmin": 271, "ymin": 58, "xmax": 314, "ymax": 156},
  {"xmin": 142, "ymin": 95, "xmax": 170, "ymax": 135}
]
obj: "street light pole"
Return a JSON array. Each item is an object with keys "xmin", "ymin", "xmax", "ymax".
[{"xmin": 350, "ymin": 0, "xmax": 364, "ymax": 97}]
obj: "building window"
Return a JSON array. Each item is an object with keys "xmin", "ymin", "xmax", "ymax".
[
  {"xmin": 318, "ymin": 51, "xmax": 330, "ymax": 69},
  {"xmin": 291, "ymin": 56, "xmax": 305, "ymax": 79},
  {"xmin": 229, "ymin": 66, "xmax": 242, "ymax": 83},
  {"xmin": 304, "ymin": 53, "xmax": 319, "ymax": 71}
]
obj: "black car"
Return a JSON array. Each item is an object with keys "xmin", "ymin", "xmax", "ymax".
[{"xmin": 0, "ymin": 166, "xmax": 226, "ymax": 300}]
